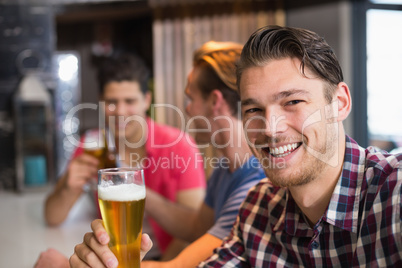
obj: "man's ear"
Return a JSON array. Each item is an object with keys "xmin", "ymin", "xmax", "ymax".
[
  {"xmin": 209, "ymin": 89, "xmax": 224, "ymax": 115},
  {"xmin": 334, "ymin": 82, "xmax": 352, "ymax": 122},
  {"xmin": 144, "ymin": 91, "xmax": 152, "ymax": 111}
]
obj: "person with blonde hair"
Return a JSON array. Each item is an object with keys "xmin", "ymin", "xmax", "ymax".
[{"xmin": 70, "ymin": 41, "xmax": 266, "ymax": 268}]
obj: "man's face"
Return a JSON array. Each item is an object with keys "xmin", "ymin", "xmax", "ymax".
[
  {"xmin": 184, "ymin": 67, "xmax": 213, "ymax": 145},
  {"xmin": 240, "ymin": 57, "xmax": 338, "ymax": 187},
  {"xmin": 102, "ymin": 81, "xmax": 151, "ymax": 141}
]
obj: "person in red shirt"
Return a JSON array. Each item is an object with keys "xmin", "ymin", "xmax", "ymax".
[{"xmin": 42, "ymin": 53, "xmax": 206, "ymax": 262}]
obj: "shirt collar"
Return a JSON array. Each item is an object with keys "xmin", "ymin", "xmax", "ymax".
[
  {"xmin": 281, "ymin": 135, "xmax": 366, "ymax": 235},
  {"xmin": 323, "ymin": 135, "xmax": 366, "ymax": 233}
]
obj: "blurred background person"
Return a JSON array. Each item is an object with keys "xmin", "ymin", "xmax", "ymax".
[{"xmin": 43, "ymin": 53, "xmax": 206, "ymax": 261}]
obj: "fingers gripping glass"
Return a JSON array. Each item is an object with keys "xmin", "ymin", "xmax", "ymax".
[{"xmin": 98, "ymin": 167, "xmax": 146, "ymax": 268}]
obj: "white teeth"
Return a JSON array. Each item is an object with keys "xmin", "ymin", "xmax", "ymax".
[{"xmin": 269, "ymin": 143, "xmax": 299, "ymax": 157}]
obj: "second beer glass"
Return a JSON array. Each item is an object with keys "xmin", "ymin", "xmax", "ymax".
[
  {"xmin": 83, "ymin": 129, "xmax": 117, "ymax": 169},
  {"xmin": 98, "ymin": 167, "xmax": 146, "ymax": 268}
]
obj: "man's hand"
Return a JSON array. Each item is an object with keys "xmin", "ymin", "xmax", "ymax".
[
  {"xmin": 64, "ymin": 153, "xmax": 99, "ymax": 193},
  {"xmin": 34, "ymin": 248, "xmax": 69, "ymax": 268},
  {"xmin": 70, "ymin": 219, "xmax": 153, "ymax": 268}
]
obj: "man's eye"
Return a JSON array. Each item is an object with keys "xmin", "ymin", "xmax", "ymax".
[
  {"xmin": 287, "ymin": 100, "xmax": 303, "ymax": 106},
  {"xmin": 126, "ymin": 99, "xmax": 137, "ymax": 105},
  {"xmin": 245, "ymin": 108, "xmax": 261, "ymax": 114}
]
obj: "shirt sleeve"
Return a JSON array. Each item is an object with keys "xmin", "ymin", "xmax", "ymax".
[
  {"xmin": 207, "ymin": 170, "xmax": 263, "ymax": 240},
  {"xmin": 204, "ymin": 170, "xmax": 218, "ymax": 209},
  {"xmin": 200, "ymin": 179, "xmax": 270, "ymax": 267}
]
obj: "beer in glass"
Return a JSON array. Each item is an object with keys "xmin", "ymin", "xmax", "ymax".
[
  {"xmin": 98, "ymin": 167, "xmax": 145, "ymax": 268},
  {"xmin": 83, "ymin": 129, "xmax": 117, "ymax": 169}
]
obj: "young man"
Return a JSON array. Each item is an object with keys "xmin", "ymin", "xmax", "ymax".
[
  {"xmin": 69, "ymin": 41, "xmax": 266, "ymax": 268},
  {"xmin": 71, "ymin": 26, "xmax": 402, "ymax": 267},
  {"xmin": 198, "ymin": 25, "xmax": 402, "ymax": 266},
  {"xmin": 43, "ymin": 53, "xmax": 206, "ymax": 261}
]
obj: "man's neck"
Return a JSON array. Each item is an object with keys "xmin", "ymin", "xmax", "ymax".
[
  {"xmin": 288, "ymin": 133, "xmax": 346, "ymax": 228},
  {"xmin": 289, "ymin": 171, "xmax": 340, "ymax": 227},
  {"xmin": 117, "ymin": 144, "xmax": 147, "ymax": 167},
  {"xmin": 114, "ymin": 129, "xmax": 148, "ymax": 167}
]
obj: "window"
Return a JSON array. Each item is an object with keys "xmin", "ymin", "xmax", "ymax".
[
  {"xmin": 366, "ymin": 8, "xmax": 402, "ymax": 152},
  {"xmin": 370, "ymin": 0, "xmax": 402, "ymax": 4},
  {"xmin": 362, "ymin": 1, "xmax": 402, "ymax": 153}
]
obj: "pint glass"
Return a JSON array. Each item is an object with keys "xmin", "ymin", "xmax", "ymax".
[
  {"xmin": 83, "ymin": 129, "xmax": 117, "ymax": 169},
  {"xmin": 98, "ymin": 167, "xmax": 146, "ymax": 268}
]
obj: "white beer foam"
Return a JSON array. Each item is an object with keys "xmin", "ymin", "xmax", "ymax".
[{"xmin": 98, "ymin": 184, "xmax": 146, "ymax": 201}]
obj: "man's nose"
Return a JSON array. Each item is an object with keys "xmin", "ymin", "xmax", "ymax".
[
  {"xmin": 264, "ymin": 109, "xmax": 287, "ymax": 137},
  {"xmin": 115, "ymin": 102, "xmax": 126, "ymax": 115},
  {"xmin": 185, "ymin": 103, "xmax": 191, "ymax": 116}
]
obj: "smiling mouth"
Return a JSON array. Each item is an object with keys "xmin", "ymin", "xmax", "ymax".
[{"xmin": 263, "ymin": 142, "xmax": 302, "ymax": 158}]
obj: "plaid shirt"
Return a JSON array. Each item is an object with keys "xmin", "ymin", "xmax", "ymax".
[{"xmin": 199, "ymin": 136, "xmax": 402, "ymax": 267}]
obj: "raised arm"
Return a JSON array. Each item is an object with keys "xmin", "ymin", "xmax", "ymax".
[
  {"xmin": 159, "ymin": 187, "xmax": 205, "ymax": 260},
  {"xmin": 143, "ymin": 233, "xmax": 222, "ymax": 268},
  {"xmin": 44, "ymin": 154, "xmax": 98, "ymax": 226},
  {"xmin": 145, "ymin": 188, "xmax": 214, "ymax": 243}
]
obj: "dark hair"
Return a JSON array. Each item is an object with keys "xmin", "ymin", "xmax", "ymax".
[
  {"xmin": 193, "ymin": 41, "xmax": 243, "ymax": 115},
  {"xmin": 97, "ymin": 53, "xmax": 150, "ymax": 95},
  {"xmin": 237, "ymin": 25, "xmax": 344, "ymax": 103}
]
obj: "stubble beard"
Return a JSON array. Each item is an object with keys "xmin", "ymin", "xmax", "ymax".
[{"xmin": 255, "ymin": 129, "xmax": 338, "ymax": 188}]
